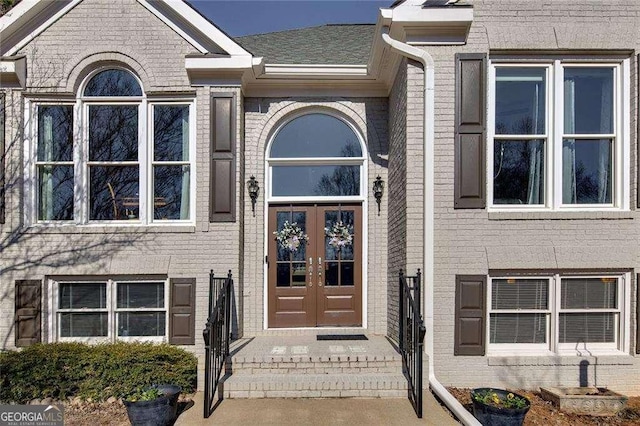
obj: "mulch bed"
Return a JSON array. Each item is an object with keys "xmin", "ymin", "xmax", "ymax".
[{"xmin": 448, "ymin": 388, "xmax": 640, "ymax": 426}]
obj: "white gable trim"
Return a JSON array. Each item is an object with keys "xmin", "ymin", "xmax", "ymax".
[
  {"xmin": 0, "ymin": 0, "xmax": 251, "ymax": 57},
  {"xmin": 155, "ymin": 0, "xmax": 251, "ymax": 56},
  {"xmin": 2, "ymin": 0, "xmax": 83, "ymax": 56},
  {"xmin": 137, "ymin": 0, "xmax": 209, "ymax": 53}
]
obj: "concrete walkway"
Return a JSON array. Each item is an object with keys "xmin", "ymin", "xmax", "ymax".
[{"xmin": 175, "ymin": 392, "xmax": 461, "ymax": 425}]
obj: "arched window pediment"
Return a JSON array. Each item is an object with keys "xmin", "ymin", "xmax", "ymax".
[
  {"xmin": 83, "ymin": 69, "xmax": 142, "ymax": 97},
  {"xmin": 269, "ymin": 113, "xmax": 363, "ymax": 159}
]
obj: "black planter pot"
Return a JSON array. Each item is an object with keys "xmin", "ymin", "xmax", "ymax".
[
  {"xmin": 470, "ymin": 388, "xmax": 530, "ymax": 426},
  {"xmin": 124, "ymin": 385, "xmax": 182, "ymax": 426}
]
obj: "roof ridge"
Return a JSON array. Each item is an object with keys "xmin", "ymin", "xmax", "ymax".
[{"xmin": 235, "ymin": 23, "xmax": 374, "ymax": 39}]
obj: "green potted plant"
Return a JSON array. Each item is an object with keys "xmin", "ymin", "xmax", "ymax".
[
  {"xmin": 470, "ymin": 388, "xmax": 530, "ymax": 426},
  {"xmin": 124, "ymin": 385, "xmax": 181, "ymax": 426}
]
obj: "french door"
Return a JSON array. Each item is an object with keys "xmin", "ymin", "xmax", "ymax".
[{"xmin": 267, "ymin": 204, "xmax": 362, "ymax": 328}]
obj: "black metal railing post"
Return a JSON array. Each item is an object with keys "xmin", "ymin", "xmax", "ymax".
[
  {"xmin": 203, "ymin": 270, "xmax": 233, "ymax": 418},
  {"xmin": 399, "ymin": 269, "xmax": 405, "ymax": 354},
  {"xmin": 398, "ymin": 269, "xmax": 425, "ymax": 418}
]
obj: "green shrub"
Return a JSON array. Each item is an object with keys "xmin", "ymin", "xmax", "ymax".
[{"xmin": 0, "ymin": 343, "xmax": 197, "ymax": 403}]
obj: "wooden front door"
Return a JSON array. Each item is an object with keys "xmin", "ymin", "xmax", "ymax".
[{"xmin": 268, "ymin": 204, "xmax": 362, "ymax": 328}]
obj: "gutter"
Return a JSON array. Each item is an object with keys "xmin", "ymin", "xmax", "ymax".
[{"xmin": 381, "ymin": 27, "xmax": 481, "ymax": 426}]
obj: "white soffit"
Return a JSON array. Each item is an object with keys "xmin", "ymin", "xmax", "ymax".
[
  {"xmin": 385, "ymin": 2, "xmax": 473, "ymax": 45},
  {"xmin": 0, "ymin": 56, "xmax": 27, "ymax": 88}
]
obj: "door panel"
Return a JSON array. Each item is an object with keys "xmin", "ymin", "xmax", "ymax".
[
  {"xmin": 316, "ymin": 205, "xmax": 362, "ymax": 326},
  {"xmin": 268, "ymin": 204, "xmax": 362, "ymax": 328},
  {"xmin": 268, "ymin": 206, "xmax": 316, "ymax": 327}
]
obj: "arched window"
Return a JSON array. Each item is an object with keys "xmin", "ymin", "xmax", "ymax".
[
  {"xmin": 267, "ymin": 113, "xmax": 366, "ymax": 199},
  {"xmin": 32, "ymin": 67, "xmax": 194, "ymax": 224},
  {"xmin": 83, "ymin": 69, "xmax": 142, "ymax": 97}
]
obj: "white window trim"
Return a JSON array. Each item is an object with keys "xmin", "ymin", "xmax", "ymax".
[
  {"xmin": 487, "ymin": 58, "xmax": 630, "ymax": 212},
  {"xmin": 49, "ymin": 278, "xmax": 169, "ymax": 344},
  {"xmin": 24, "ymin": 67, "xmax": 196, "ymax": 226},
  {"xmin": 487, "ymin": 273, "xmax": 630, "ymax": 357}
]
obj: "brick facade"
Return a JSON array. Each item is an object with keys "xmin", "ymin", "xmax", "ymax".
[{"xmin": 2, "ymin": 0, "xmax": 640, "ymax": 395}]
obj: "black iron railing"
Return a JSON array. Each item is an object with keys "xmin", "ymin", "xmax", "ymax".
[
  {"xmin": 203, "ymin": 270, "xmax": 232, "ymax": 418},
  {"xmin": 399, "ymin": 269, "xmax": 426, "ymax": 418}
]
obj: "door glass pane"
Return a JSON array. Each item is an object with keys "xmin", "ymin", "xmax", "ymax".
[
  {"xmin": 90, "ymin": 166, "xmax": 139, "ymax": 220},
  {"xmin": 341, "ymin": 263, "xmax": 354, "ymax": 286},
  {"xmin": 154, "ymin": 165, "xmax": 190, "ymax": 220},
  {"xmin": 154, "ymin": 105, "xmax": 189, "ymax": 161},
  {"xmin": 291, "ymin": 263, "xmax": 307, "ymax": 286},
  {"xmin": 37, "ymin": 106, "xmax": 73, "ymax": 161},
  {"xmin": 118, "ymin": 312, "xmax": 165, "ymax": 337},
  {"xmin": 117, "ymin": 283, "xmax": 164, "ymax": 309},
  {"xmin": 276, "ymin": 212, "xmax": 291, "ymax": 261},
  {"xmin": 325, "ymin": 262, "xmax": 339, "ymax": 286},
  {"xmin": 493, "ymin": 140, "xmax": 545, "ymax": 205},
  {"xmin": 38, "ymin": 165, "xmax": 74, "ymax": 221},
  {"xmin": 59, "ymin": 283, "xmax": 106, "ymax": 309},
  {"xmin": 276, "ymin": 264, "xmax": 290, "ymax": 287},
  {"xmin": 89, "ymin": 105, "xmax": 138, "ymax": 161},
  {"xmin": 60, "ymin": 313, "xmax": 108, "ymax": 337},
  {"xmin": 495, "ymin": 67, "xmax": 546, "ymax": 135},
  {"xmin": 562, "ymin": 139, "xmax": 612, "ymax": 204},
  {"xmin": 272, "ymin": 166, "xmax": 360, "ymax": 196},
  {"xmin": 564, "ymin": 67, "xmax": 613, "ymax": 135},
  {"xmin": 270, "ymin": 114, "xmax": 363, "ymax": 158}
]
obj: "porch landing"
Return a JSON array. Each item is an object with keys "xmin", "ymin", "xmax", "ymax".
[{"xmin": 223, "ymin": 334, "xmax": 410, "ymax": 398}]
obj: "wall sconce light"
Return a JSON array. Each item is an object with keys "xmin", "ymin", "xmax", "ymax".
[
  {"xmin": 373, "ymin": 175, "xmax": 384, "ymax": 215},
  {"xmin": 247, "ymin": 175, "xmax": 260, "ymax": 216}
]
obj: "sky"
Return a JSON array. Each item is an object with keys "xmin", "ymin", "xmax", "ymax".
[{"xmin": 189, "ymin": 0, "xmax": 391, "ymax": 37}]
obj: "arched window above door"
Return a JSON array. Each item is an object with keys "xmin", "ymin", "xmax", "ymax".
[
  {"xmin": 270, "ymin": 113, "xmax": 363, "ymax": 158},
  {"xmin": 267, "ymin": 112, "xmax": 366, "ymax": 199}
]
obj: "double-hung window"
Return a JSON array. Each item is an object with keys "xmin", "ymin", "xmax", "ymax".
[
  {"xmin": 488, "ymin": 59, "xmax": 629, "ymax": 210},
  {"xmin": 488, "ymin": 273, "xmax": 629, "ymax": 355},
  {"xmin": 53, "ymin": 279, "xmax": 167, "ymax": 342},
  {"xmin": 30, "ymin": 68, "xmax": 194, "ymax": 224}
]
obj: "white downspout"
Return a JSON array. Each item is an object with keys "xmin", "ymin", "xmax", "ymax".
[{"xmin": 381, "ymin": 27, "xmax": 481, "ymax": 426}]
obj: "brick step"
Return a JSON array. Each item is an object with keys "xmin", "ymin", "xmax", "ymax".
[
  {"xmin": 222, "ymin": 373, "xmax": 409, "ymax": 399},
  {"xmin": 230, "ymin": 353, "xmax": 402, "ymax": 375}
]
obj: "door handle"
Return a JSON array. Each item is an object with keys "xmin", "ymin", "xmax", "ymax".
[
  {"xmin": 308, "ymin": 257, "xmax": 313, "ymax": 286},
  {"xmin": 318, "ymin": 257, "xmax": 323, "ymax": 286}
]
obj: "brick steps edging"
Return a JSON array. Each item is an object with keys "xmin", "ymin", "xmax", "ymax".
[{"xmin": 223, "ymin": 373, "xmax": 409, "ymax": 398}]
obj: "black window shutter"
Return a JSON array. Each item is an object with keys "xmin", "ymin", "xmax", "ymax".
[
  {"xmin": 1, "ymin": 92, "xmax": 5, "ymax": 224},
  {"xmin": 169, "ymin": 278, "xmax": 196, "ymax": 345},
  {"xmin": 454, "ymin": 275, "xmax": 486, "ymax": 356},
  {"xmin": 210, "ymin": 93, "xmax": 236, "ymax": 222},
  {"xmin": 637, "ymin": 274, "xmax": 640, "ymax": 354},
  {"xmin": 454, "ymin": 53, "xmax": 487, "ymax": 209},
  {"xmin": 15, "ymin": 280, "xmax": 42, "ymax": 347}
]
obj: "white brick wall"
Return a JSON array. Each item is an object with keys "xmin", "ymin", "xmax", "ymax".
[
  {"xmin": 0, "ymin": 0, "xmax": 244, "ymax": 391},
  {"xmin": 408, "ymin": 0, "xmax": 640, "ymax": 393}
]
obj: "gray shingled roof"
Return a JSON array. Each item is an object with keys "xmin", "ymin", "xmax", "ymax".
[{"xmin": 234, "ymin": 24, "xmax": 375, "ymax": 65}]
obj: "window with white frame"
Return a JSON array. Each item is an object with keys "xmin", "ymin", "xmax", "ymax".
[
  {"xmin": 267, "ymin": 113, "xmax": 366, "ymax": 200},
  {"xmin": 53, "ymin": 279, "xmax": 167, "ymax": 342},
  {"xmin": 488, "ymin": 274, "xmax": 628, "ymax": 355},
  {"xmin": 31, "ymin": 68, "xmax": 194, "ymax": 224},
  {"xmin": 489, "ymin": 60, "xmax": 629, "ymax": 210}
]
